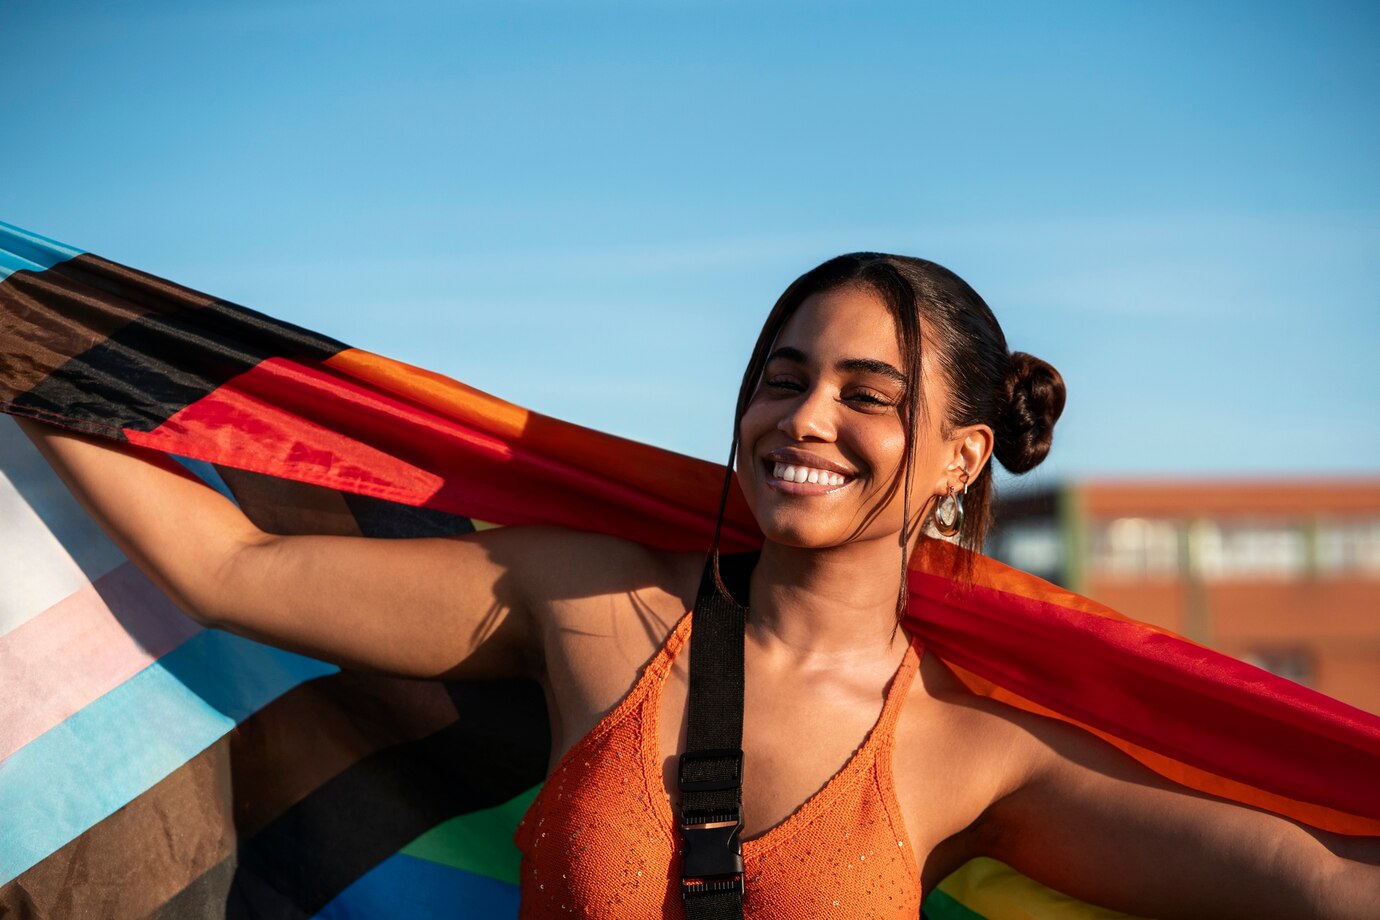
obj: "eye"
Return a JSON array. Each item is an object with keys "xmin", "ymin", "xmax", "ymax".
[
  {"xmin": 845, "ymin": 388, "xmax": 895, "ymax": 409},
  {"xmin": 764, "ymin": 376, "xmax": 804, "ymax": 392}
]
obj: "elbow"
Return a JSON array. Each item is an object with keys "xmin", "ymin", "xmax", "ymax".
[{"xmin": 187, "ymin": 529, "xmax": 276, "ymax": 629}]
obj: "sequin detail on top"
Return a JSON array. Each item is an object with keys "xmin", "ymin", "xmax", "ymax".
[{"xmin": 513, "ymin": 610, "xmax": 924, "ymax": 918}]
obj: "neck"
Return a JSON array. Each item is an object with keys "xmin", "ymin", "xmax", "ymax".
[{"xmin": 745, "ymin": 538, "xmax": 913, "ymax": 667}]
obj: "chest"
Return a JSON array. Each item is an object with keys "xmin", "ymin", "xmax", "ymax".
[
  {"xmin": 655, "ymin": 652, "xmax": 985, "ymax": 887},
  {"xmin": 654, "ymin": 658, "xmax": 888, "ymax": 838},
  {"xmin": 541, "ymin": 620, "xmax": 997, "ymax": 893},
  {"xmin": 520, "ymin": 654, "xmax": 934, "ymax": 918}
]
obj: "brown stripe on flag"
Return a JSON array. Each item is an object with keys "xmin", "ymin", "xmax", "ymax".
[
  {"xmin": 0, "ymin": 672, "xmax": 450, "ymax": 919},
  {"xmin": 214, "ymin": 466, "xmax": 366, "ymax": 537},
  {"xmin": 2, "ymin": 254, "xmax": 346, "ymax": 438},
  {"xmin": 144, "ymin": 854, "xmax": 240, "ymax": 920},
  {"xmin": 213, "ymin": 466, "xmax": 477, "ymax": 540},
  {"xmin": 0, "ymin": 739, "xmax": 236, "ymax": 920},
  {"xmin": 0, "ymin": 671, "xmax": 546, "ymax": 919},
  {"xmin": 0, "ymin": 253, "xmax": 209, "ymax": 417}
]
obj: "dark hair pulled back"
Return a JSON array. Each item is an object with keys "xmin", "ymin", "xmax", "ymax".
[{"xmin": 710, "ymin": 253, "xmax": 1065, "ymax": 598}]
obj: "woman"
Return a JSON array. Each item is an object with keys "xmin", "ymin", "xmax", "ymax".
[{"xmin": 16, "ymin": 252, "xmax": 1379, "ymax": 917}]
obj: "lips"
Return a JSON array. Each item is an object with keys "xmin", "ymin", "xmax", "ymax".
[{"xmin": 761, "ymin": 449, "xmax": 857, "ymax": 494}]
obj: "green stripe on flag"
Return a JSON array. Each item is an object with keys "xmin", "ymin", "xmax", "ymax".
[
  {"xmin": 401, "ymin": 784, "xmax": 541, "ymax": 884},
  {"xmin": 923, "ymin": 888, "xmax": 988, "ymax": 920}
]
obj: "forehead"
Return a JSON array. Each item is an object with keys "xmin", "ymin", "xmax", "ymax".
[{"xmin": 773, "ymin": 285, "xmax": 901, "ymax": 362}]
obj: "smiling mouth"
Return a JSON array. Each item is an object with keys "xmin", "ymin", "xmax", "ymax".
[{"xmin": 768, "ymin": 461, "xmax": 851, "ymax": 488}]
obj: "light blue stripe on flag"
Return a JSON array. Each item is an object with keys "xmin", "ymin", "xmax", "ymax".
[
  {"xmin": 312, "ymin": 852, "xmax": 520, "ymax": 919},
  {"xmin": 0, "ymin": 221, "xmax": 84, "ymax": 283},
  {"xmin": 0, "ymin": 628, "xmax": 337, "ymax": 884}
]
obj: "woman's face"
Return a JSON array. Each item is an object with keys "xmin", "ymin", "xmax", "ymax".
[{"xmin": 736, "ymin": 284, "xmax": 958, "ymax": 551}]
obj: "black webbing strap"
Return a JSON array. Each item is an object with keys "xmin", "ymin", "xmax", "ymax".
[{"xmin": 678, "ymin": 551, "xmax": 756, "ymax": 919}]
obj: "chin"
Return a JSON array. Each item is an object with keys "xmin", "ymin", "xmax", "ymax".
[{"xmin": 753, "ymin": 515, "xmax": 854, "ymax": 551}]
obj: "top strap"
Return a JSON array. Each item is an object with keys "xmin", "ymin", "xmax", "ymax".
[{"xmin": 678, "ymin": 551, "xmax": 757, "ymax": 919}]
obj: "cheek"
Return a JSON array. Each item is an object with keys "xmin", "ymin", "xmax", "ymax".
[
  {"xmin": 872, "ymin": 428, "xmax": 909, "ymax": 470},
  {"xmin": 850, "ymin": 418, "xmax": 907, "ymax": 477},
  {"xmin": 733, "ymin": 406, "xmax": 767, "ymax": 492},
  {"xmin": 737, "ymin": 399, "xmax": 775, "ymax": 448},
  {"xmin": 731, "ymin": 442, "xmax": 767, "ymax": 524},
  {"xmin": 859, "ymin": 424, "xmax": 935, "ymax": 508}
]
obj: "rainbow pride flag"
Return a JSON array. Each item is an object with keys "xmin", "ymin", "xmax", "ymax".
[{"xmin": 1, "ymin": 221, "xmax": 1376, "ymax": 918}]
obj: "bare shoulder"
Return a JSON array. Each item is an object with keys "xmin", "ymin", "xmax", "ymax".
[
  {"xmin": 893, "ymin": 647, "xmax": 1083, "ymax": 890},
  {"xmin": 902, "ymin": 647, "xmax": 1151, "ymax": 809},
  {"xmin": 901, "ymin": 647, "xmax": 1045, "ymax": 790}
]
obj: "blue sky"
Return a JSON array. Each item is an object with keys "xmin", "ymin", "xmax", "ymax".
[{"xmin": 2, "ymin": 0, "xmax": 1377, "ymax": 492}]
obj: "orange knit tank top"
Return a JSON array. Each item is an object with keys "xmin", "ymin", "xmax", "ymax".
[{"xmin": 513, "ymin": 609, "xmax": 925, "ymax": 918}]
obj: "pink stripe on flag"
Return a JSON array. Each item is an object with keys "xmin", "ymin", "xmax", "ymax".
[{"xmin": 0, "ymin": 561, "xmax": 201, "ymax": 761}]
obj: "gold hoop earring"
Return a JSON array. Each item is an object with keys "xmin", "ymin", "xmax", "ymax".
[{"xmin": 932, "ymin": 484, "xmax": 964, "ymax": 537}]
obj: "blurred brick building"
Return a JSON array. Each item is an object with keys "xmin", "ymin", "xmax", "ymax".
[{"xmin": 986, "ymin": 478, "xmax": 1380, "ymax": 714}]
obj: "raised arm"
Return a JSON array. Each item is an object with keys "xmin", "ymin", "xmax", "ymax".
[
  {"xmin": 15, "ymin": 417, "xmax": 564, "ymax": 680},
  {"xmin": 976, "ymin": 710, "xmax": 1380, "ymax": 918}
]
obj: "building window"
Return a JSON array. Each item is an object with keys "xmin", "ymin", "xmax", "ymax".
[
  {"xmin": 991, "ymin": 521, "xmax": 1063, "ymax": 582},
  {"xmin": 1316, "ymin": 518, "xmax": 1380, "ymax": 576},
  {"xmin": 1191, "ymin": 520, "xmax": 1306, "ymax": 580},
  {"xmin": 1091, "ymin": 517, "xmax": 1181, "ymax": 578}
]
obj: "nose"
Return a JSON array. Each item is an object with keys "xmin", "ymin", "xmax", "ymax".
[{"xmin": 777, "ymin": 384, "xmax": 837, "ymax": 441}]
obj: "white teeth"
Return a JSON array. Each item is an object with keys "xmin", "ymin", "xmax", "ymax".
[{"xmin": 771, "ymin": 462, "xmax": 848, "ymax": 487}]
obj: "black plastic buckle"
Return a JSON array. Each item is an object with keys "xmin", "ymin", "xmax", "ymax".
[
  {"xmin": 680, "ymin": 815, "xmax": 744, "ymax": 901},
  {"xmin": 678, "ymin": 748, "xmax": 743, "ymax": 792}
]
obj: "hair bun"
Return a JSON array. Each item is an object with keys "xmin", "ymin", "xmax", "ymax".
[{"xmin": 993, "ymin": 351, "xmax": 1065, "ymax": 474}]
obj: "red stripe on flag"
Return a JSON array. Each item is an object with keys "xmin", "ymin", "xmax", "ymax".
[{"xmin": 907, "ymin": 565, "xmax": 1380, "ymax": 823}]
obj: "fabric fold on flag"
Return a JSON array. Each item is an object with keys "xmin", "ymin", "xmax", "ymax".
[{"xmin": 2, "ymin": 219, "xmax": 1377, "ymax": 919}]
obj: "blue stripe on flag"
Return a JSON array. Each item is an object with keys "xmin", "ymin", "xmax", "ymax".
[
  {"xmin": 0, "ymin": 221, "xmax": 84, "ymax": 283},
  {"xmin": 0, "ymin": 629, "xmax": 337, "ymax": 884},
  {"xmin": 312, "ymin": 852, "xmax": 520, "ymax": 920}
]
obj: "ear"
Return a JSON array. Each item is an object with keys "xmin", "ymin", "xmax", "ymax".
[{"xmin": 936, "ymin": 423, "xmax": 994, "ymax": 495}]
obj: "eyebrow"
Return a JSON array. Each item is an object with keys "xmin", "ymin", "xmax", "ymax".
[{"xmin": 766, "ymin": 346, "xmax": 907, "ymax": 386}]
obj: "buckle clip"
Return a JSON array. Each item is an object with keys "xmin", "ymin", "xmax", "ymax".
[
  {"xmin": 679, "ymin": 815, "xmax": 744, "ymax": 901},
  {"xmin": 678, "ymin": 748, "xmax": 743, "ymax": 793},
  {"xmin": 678, "ymin": 750, "xmax": 744, "ymax": 900}
]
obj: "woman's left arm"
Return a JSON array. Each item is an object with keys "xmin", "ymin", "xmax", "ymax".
[{"xmin": 976, "ymin": 714, "xmax": 1380, "ymax": 919}]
